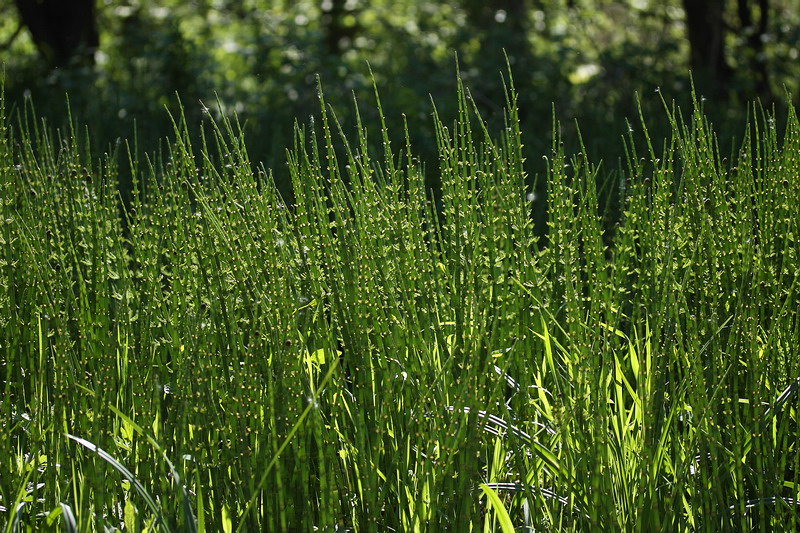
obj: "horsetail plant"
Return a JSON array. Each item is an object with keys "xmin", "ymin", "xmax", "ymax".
[{"xmin": 1, "ymin": 69, "xmax": 798, "ymax": 532}]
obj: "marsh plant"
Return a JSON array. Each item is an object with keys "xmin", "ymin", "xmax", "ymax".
[{"xmin": 0, "ymin": 70, "xmax": 798, "ymax": 532}]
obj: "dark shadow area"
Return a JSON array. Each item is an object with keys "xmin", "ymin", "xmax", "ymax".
[{"xmin": 1, "ymin": 0, "xmax": 798, "ymax": 216}]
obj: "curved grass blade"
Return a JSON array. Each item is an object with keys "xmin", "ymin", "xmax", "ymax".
[
  {"xmin": 106, "ymin": 405, "xmax": 198, "ymax": 533},
  {"xmin": 60, "ymin": 503, "xmax": 78, "ymax": 533},
  {"xmin": 10, "ymin": 503, "xmax": 24, "ymax": 533},
  {"xmin": 483, "ymin": 482, "xmax": 590, "ymax": 520},
  {"xmin": 65, "ymin": 434, "xmax": 171, "ymax": 533},
  {"xmin": 64, "ymin": 388, "xmax": 197, "ymax": 532},
  {"xmin": 46, "ymin": 503, "xmax": 78, "ymax": 533},
  {"xmin": 480, "ymin": 483, "xmax": 516, "ymax": 533}
]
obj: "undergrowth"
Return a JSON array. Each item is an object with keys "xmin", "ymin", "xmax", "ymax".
[{"xmin": 1, "ymin": 71, "xmax": 799, "ymax": 532}]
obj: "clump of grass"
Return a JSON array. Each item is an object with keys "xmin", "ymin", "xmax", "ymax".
[{"xmin": 1, "ymin": 69, "xmax": 798, "ymax": 532}]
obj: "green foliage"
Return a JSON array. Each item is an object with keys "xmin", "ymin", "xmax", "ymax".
[
  {"xmin": 1, "ymin": 66, "xmax": 799, "ymax": 531},
  {"xmin": 1, "ymin": 0, "xmax": 798, "ymax": 205}
]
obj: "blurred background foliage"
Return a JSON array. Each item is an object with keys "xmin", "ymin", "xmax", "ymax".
[{"xmin": 0, "ymin": 0, "xmax": 798, "ymax": 202}]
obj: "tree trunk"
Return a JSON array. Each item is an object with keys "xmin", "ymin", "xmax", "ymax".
[
  {"xmin": 322, "ymin": 0, "xmax": 358, "ymax": 54},
  {"xmin": 14, "ymin": 0, "xmax": 99, "ymax": 67},
  {"xmin": 682, "ymin": 0, "xmax": 732, "ymax": 97},
  {"xmin": 737, "ymin": 0, "xmax": 772, "ymax": 101}
]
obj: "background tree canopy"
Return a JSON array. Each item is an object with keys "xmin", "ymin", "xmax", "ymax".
[{"xmin": 0, "ymin": 0, "xmax": 798, "ymax": 199}]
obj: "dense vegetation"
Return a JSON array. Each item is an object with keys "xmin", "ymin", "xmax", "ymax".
[
  {"xmin": 1, "ymin": 0, "xmax": 799, "ymax": 201},
  {"xmin": 1, "ymin": 64, "xmax": 798, "ymax": 531},
  {"xmin": 1, "ymin": 1, "xmax": 799, "ymax": 530}
]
